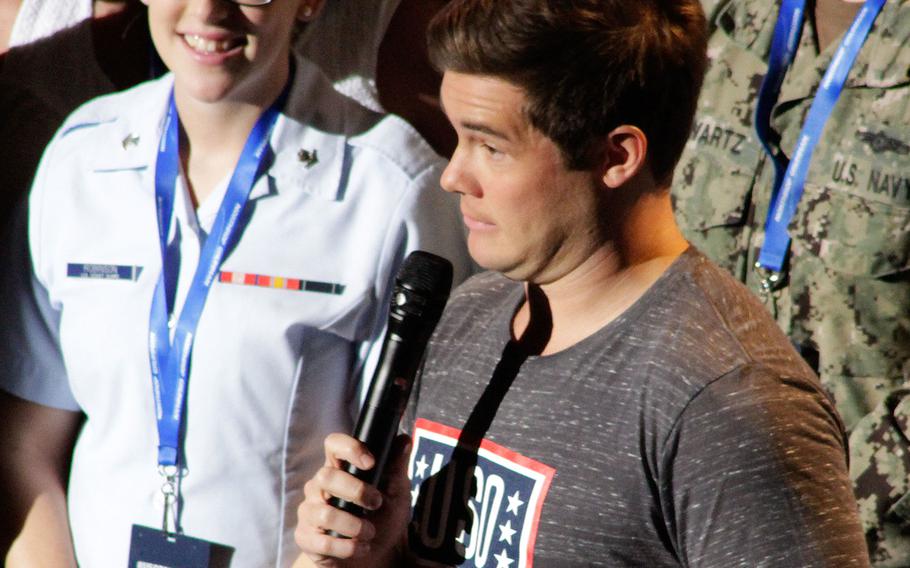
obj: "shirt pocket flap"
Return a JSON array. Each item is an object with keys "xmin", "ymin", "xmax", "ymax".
[
  {"xmin": 792, "ymin": 181, "xmax": 910, "ymax": 278},
  {"xmin": 792, "ymin": 87, "xmax": 910, "ymax": 279}
]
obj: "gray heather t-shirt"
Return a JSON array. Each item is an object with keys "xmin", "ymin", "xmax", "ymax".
[{"xmin": 406, "ymin": 248, "xmax": 868, "ymax": 567}]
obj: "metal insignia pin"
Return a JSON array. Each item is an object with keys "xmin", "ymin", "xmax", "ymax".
[
  {"xmin": 297, "ymin": 148, "xmax": 319, "ymax": 168},
  {"xmin": 122, "ymin": 133, "xmax": 140, "ymax": 150}
]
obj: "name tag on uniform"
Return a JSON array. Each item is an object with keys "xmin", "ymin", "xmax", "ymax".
[
  {"xmin": 67, "ymin": 263, "xmax": 142, "ymax": 281},
  {"xmin": 128, "ymin": 525, "xmax": 224, "ymax": 568}
]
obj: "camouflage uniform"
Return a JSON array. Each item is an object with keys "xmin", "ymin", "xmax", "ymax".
[{"xmin": 673, "ymin": 0, "xmax": 910, "ymax": 564}]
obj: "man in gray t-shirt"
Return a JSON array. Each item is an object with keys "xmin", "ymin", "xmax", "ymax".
[
  {"xmin": 404, "ymin": 250, "xmax": 864, "ymax": 567},
  {"xmin": 291, "ymin": 1, "xmax": 870, "ymax": 566}
]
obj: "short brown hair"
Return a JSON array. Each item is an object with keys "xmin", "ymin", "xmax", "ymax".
[{"xmin": 427, "ymin": 0, "xmax": 707, "ymax": 184}]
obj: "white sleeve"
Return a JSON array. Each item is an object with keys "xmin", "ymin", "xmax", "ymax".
[
  {"xmin": 0, "ymin": 198, "xmax": 79, "ymax": 410},
  {"xmin": 397, "ymin": 162, "xmax": 475, "ymax": 287},
  {"xmin": 352, "ymin": 159, "xmax": 475, "ymax": 410}
]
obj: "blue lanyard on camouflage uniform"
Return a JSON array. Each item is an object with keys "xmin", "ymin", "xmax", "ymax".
[{"xmin": 753, "ymin": 0, "xmax": 886, "ymax": 291}]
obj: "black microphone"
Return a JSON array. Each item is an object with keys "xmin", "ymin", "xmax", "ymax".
[{"xmin": 329, "ymin": 250, "xmax": 453, "ymax": 519}]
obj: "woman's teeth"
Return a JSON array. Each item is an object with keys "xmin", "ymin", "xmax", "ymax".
[{"xmin": 184, "ymin": 34, "xmax": 239, "ymax": 54}]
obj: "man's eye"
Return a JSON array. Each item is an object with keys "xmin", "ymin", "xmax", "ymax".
[{"xmin": 481, "ymin": 143, "xmax": 501, "ymax": 156}]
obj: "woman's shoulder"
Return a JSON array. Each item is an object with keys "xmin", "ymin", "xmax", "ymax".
[
  {"xmin": 286, "ymin": 56, "xmax": 446, "ymax": 184},
  {"xmin": 349, "ymin": 113, "xmax": 445, "ymax": 181},
  {"xmin": 31, "ymin": 75, "xmax": 171, "ymax": 192},
  {"xmin": 58, "ymin": 75, "xmax": 173, "ymax": 138}
]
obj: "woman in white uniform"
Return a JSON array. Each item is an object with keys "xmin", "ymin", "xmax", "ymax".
[{"xmin": 0, "ymin": 0, "xmax": 471, "ymax": 566}]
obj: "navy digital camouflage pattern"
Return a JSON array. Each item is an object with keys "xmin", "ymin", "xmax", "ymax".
[{"xmin": 673, "ymin": 1, "xmax": 910, "ymax": 564}]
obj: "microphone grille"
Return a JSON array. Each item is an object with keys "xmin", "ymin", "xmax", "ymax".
[{"xmin": 396, "ymin": 251, "xmax": 453, "ymax": 303}]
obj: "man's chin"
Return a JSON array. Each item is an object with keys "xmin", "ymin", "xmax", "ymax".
[{"xmin": 470, "ymin": 251, "xmax": 526, "ymax": 282}]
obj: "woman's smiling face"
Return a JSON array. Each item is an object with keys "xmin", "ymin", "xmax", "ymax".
[{"xmin": 145, "ymin": 0, "xmax": 313, "ymax": 107}]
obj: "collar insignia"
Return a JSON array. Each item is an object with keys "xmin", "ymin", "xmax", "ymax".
[
  {"xmin": 297, "ymin": 148, "xmax": 319, "ymax": 168},
  {"xmin": 121, "ymin": 133, "xmax": 140, "ymax": 150}
]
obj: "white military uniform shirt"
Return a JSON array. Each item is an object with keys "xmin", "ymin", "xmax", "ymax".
[{"xmin": 0, "ymin": 56, "xmax": 471, "ymax": 567}]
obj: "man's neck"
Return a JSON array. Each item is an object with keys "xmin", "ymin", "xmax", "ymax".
[
  {"xmin": 814, "ymin": 0, "xmax": 865, "ymax": 51},
  {"xmin": 512, "ymin": 189, "xmax": 689, "ymax": 356}
]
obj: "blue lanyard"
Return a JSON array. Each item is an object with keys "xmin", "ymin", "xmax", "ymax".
[
  {"xmin": 755, "ymin": 0, "xmax": 885, "ymax": 274},
  {"xmin": 148, "ymin": 89, "xmax": 285, "ymax": 469}
]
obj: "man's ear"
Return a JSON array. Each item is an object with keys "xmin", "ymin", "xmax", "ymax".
[
  {"xmin": 297, "ymin": 0, "xmax": 327, "ymax": 21},
  {"xmin": 600, "ymin": 125, "xmax": 648, "ymax": 189}
]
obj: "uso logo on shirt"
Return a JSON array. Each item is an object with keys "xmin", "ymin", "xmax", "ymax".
[{"xmin": 408, "ymin": 419, "xmax": 555, "ymax": 568}]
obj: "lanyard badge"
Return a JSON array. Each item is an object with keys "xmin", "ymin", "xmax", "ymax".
[
  {"xmin": 753, "ymin": 0, "xmax": 886, "ymax": 289},
  {"xmin": 147, "ymin": 88, "xmax": 286, "ymax": 534}
]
